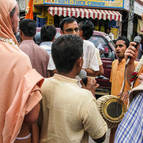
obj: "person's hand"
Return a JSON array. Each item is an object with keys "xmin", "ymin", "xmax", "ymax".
[
  {"xmin": 138, "ymin": 73, "xmax": 143, "ymax": 83},
  {"xmin": 81, "ymin": 76, "xmax": 99, "ymax": 97},
  {"xmin": 120, "ymin": 91, "xmax": 129, "ymax": 106},
  {"xmin": 125, "ymin": 42, "xmax": 138, "ymax": 64}
]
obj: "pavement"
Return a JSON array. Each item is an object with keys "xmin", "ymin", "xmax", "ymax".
[{"xmin": 89, "ymin": 129, "xmax": 110, "ymax": 143}]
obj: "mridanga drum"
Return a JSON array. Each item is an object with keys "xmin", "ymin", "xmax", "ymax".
[{"xmin": 96, "ymin": 95, "xmax": 127, "ymax": 128}]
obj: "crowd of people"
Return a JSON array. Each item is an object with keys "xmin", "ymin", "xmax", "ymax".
[{"xmin": 1, "ymin": 0, "xmax": 143, "ymax": 143}]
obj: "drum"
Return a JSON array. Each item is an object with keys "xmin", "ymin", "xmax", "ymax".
[{"xmin": 96, "ymin": 95, "xmax": 127, "ymax": 128}]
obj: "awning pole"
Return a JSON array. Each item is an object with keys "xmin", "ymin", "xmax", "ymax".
[{"xmin": 127, "ymin": 0, "xmax": 134, "ymax": 41}]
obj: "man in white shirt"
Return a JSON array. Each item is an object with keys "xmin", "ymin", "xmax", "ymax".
[
  {"xmin": 106, "ymin": 27, "xmax": 114, "ymax": 40},
  {"xmin": 79, "ymin": 20, "xmax": 104, "ymax": 75},
  {"xmin": 59, "ymin": 17, "xmax": 100, "ymax": 76}
]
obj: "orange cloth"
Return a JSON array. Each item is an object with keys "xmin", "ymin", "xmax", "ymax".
[
  {"xmin": 110, "ymin": 59, "xmax": 130, "ymax": 96},
  {"xmin": 25, "ymin": 0, "xmax": 33, "ymax": 20},
  {"xmin": 134, "ymin": 65, "xmax": 143, "ymax": 87},
  {"xmin": 0, "ymin": 0, "xmax": 43, "ymax": 142}
]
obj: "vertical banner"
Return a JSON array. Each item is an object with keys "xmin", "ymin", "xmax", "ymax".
[
  {"xmin": 47, "ymin": 13, "xmax": 54, "ymax": 25},
  {"xmin": 25, "ymin": 0, "xmax": 34, "ymax": 19},
  {"xmin": 111, "ymin": 28, "xmax": 119, "ymax": 40}
]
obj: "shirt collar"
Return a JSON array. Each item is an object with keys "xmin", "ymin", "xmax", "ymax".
[
  {"xmin": 21, "ymin": 40, "xmax": 35, "ymax": 44},
  {"xmin": 53, "ymin": 74, "xmax": 79, "ymax": 85},
  {"xmin": 118, "ymin": 58, "xmax": 126, "ymax": 64}
]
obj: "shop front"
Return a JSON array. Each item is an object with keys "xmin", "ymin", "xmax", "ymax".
[
  {"xmin": 134, "ymin": 0, "xmax": 143, "ymax": 36},
  {"xmin": 33, "ymin": 0, "xmax": 123, "ymax": 39}
]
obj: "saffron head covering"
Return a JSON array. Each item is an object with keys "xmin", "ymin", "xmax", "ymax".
[{"xmin": 0, "ymin": 0, "xmax": 18, "ymax": 44}]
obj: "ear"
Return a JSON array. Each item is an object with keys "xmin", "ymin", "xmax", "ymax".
[
  {"xmin": 73, "ymin": 57, "xmax": 83, "ymax": 75},
  {"xmin": 76, "ymin": 57, "xmax": 83, "ymax": 68}
]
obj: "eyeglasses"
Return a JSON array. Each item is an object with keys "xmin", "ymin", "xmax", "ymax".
[
  {"xmin": 115, "ymin": 44, "xmax": 124, "ymax": 48},
  {"xmin": 64, "ymin": 27, "xmax": 79, "ymax": 33}
]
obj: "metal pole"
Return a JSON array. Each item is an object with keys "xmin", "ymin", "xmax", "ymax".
[{"xmin": 127, "ymin": 0, "xmax": 134, "ymax": 41}]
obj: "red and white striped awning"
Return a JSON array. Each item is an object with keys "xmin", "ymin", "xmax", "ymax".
[{"xmin": 48, "ymin": 7, "xmax": 122, "ymax": 22}]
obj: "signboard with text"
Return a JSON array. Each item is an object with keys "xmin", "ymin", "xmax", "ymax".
[
  {"xmin": 124, "ymin": 0, "xmax": 129, "ymax": 11},
  {"xmin": 34, "ymin": 0, "xmax": 124, "ymax": 9},
  {"xmin": 34, "ymin": 0, "xmax": 44, "ymax": 4},
  {"xmin": 134, "ymin": 0, "xmax": 143, "ymax": 16}
]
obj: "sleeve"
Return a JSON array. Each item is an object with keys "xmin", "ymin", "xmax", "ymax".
[
  {"xmin": 96, "ymin": 48, "xmax": 102, "ymax": 66},
  {"xmin": 88, "ymin": 44, "xmax": 99, "ymax": 71},
  {"xmin": 110, "ymin": 62, "xmax": 114, "ymax": 83},
  {"xmin": 115, "ymin": 95, "xmax": 143, "ymax": 143},
  {"xmin": 80, "ymin": 98, "xmax": 108, "ymax": 140},
  {"xmin": 25, "ymin": 85, "xmax": 42, "ymax": 114}
]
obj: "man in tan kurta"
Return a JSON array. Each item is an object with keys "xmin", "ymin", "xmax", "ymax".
[{"xmin": 40, "ymin": 34, "xmax": 107, "ymax": 143}]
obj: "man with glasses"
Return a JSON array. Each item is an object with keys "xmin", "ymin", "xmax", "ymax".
[
  {"xmin": 59, "ymin": 17, "xmax": 100, "ymax": 77},
  {"xmin": 109, "ymin": 36, "xmax": 130, "ymax": 143}
]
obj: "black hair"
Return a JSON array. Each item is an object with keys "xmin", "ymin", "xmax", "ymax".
[
  {"xmin": 19, "ymin": 19, "xmax": 36, "ymax": 37},
  {"xmin": 52, "ymin": 34, "xmax": 83, "ymax": 74},
  {"xmin": 78, "ymin": 20, "xmax": 94, "ymax": 40},
  {"xmin": 40, "ymin": 25, "xmax": 56, "ymax": 42},
  {"xmin": 116, "ymin": 36, "xmax": 130, "ymax": 48},
  {"xmin": 59, "ymin": 17, "xmax": 77, "ymax": 31},
  {"xmin": 10, "ymin": 7, "xmax": 16, "ymax": 18}
]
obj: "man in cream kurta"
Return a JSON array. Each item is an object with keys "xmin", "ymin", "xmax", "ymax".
[
  {"xmin": 40, "ymin": 34, "xmax": 107, "ymax": 143},
  {"xmin": 40, "ymin": 74, "xmax": 107, "ymax": 143}
]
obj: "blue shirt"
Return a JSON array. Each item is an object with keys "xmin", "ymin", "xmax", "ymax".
[{"xmin": 114, "ymin": 93, "xmax": 143, "ymax": 143}]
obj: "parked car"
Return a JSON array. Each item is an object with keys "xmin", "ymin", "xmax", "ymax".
[
  {"xmin": 34, "ymin": 27, "xmax": 61, "ymax": 45},
  {"xmin": 89, "ymin": 31, "xmax": 116, "ymax": 94}
]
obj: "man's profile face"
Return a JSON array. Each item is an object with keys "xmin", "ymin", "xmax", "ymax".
[
  {"xmin": 11, "ymin": 4, "xmax": 20, "ymax": 34},
  {"xmin": 61, "ymin": 21, "xmax": 79, "ymax": 35}
]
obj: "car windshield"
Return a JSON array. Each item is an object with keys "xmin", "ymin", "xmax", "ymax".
[
  {"xmin": 89, "ymin": 35, "xmax": 115, "ymax": 60},
  {"xmin": 105, "ymin": 35, "xmax": 116, "ymax": 47}
]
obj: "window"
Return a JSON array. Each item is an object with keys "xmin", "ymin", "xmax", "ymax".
[{"xmin": 89, "ymin": 35, "xmax": 114, "ymax": 59}]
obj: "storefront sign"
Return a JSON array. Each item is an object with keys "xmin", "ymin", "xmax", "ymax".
[
  {"xmin": 124, "ymin": 0, "xmax": 129, "ymax": 11},
  {"xmin": 34, "ymin": 0, "xmax": 44, "ymax": 4},
  {"xmin": 137, "ymin": 19, "xmax": 143, "ymax": 34},
  {"xmin": 41, "ymin": 0, "xmax": 124, "ymax": 8},
  {"xmin": 134, "ymin": 0, "xmax": 143, "ymax": 16}
]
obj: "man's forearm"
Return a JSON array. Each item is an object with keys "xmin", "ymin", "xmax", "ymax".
[
  {"xmin": 127, "ymin": 63, "xmax": 135, "ymax": 85},
  {"xmin": 85, "ymin": 68, "xmax": 100, "ymax": 77}
]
